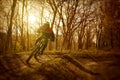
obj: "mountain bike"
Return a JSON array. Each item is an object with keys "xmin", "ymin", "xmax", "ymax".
[{"xmin": 26, "ymin": 37, "xmax": 48, "ymax": 64}]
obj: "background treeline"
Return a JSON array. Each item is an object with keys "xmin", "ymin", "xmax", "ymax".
[{"xmin": 0, "ymin": 0, "xmax": 120, "ymax": 54}]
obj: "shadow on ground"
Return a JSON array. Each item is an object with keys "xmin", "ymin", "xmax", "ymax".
[{"xmin": 0, "ymin": 51, "xmax": 120, "ymax": 80}]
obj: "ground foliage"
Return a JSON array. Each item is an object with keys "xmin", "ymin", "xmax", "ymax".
[{"xmin": 0, "ymin": 50, "xmax": 120, "ymax": 80}]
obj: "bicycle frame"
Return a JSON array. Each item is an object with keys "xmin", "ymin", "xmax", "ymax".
[{"xmin": 26, "ymin": 38, "xmax": 48, "ymax": 64}]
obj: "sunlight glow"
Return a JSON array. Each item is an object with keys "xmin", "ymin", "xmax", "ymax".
[
  {"xmin": 18, "ymin": 1, "xmax": 53, "ymax": 33},
  {"xmin": 28, "ymin": 14, "xmax": 36, "ymax": 24}
]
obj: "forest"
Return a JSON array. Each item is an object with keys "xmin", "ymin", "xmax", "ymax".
[{"xmin": 0, "ymin": 0, "xmax": 120, "ymax": 80}]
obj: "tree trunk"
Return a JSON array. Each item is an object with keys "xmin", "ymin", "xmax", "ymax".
[
  {"xmin": 25, "ymin": 0, "xmax": 30, "ymax": 50},
  {"xmin": 5, "ymin": 0, "xmax": 17, "ymax": 53},
  {"xmin": 21, "ymin": 0, "xmax": 25, "ymax": 51}
]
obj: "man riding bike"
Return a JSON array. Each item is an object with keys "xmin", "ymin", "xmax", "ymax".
[{"xmin": 26, "ymin": 22, "xmax": 55, "ymax": 64}]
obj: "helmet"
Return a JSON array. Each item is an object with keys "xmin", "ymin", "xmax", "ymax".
[{"xmin": 44, "ymin": 22, "xmax": 50, "ymax": 27}]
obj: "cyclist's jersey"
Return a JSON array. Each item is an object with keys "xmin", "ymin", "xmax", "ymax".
[
  {"xmin": 39, "ymin": 24, "xmax": 55, "ymax": 41},
  {"xmin": 42, "ymin": 29, "xmax": 55, "ymax": 41}
]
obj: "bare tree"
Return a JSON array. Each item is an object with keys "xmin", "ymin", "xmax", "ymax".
[
  {"xmin": 5, "ymin": 0, "xmax": 17, "ymax": 53},
  {"xmin": 97, "ymin": 0, "xmax": 120, "ymax": 49}
]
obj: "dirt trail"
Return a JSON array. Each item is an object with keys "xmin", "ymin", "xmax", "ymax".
[{"xmin": 0, "ymin": 53, "xmax": 120, "ymax": 80}]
